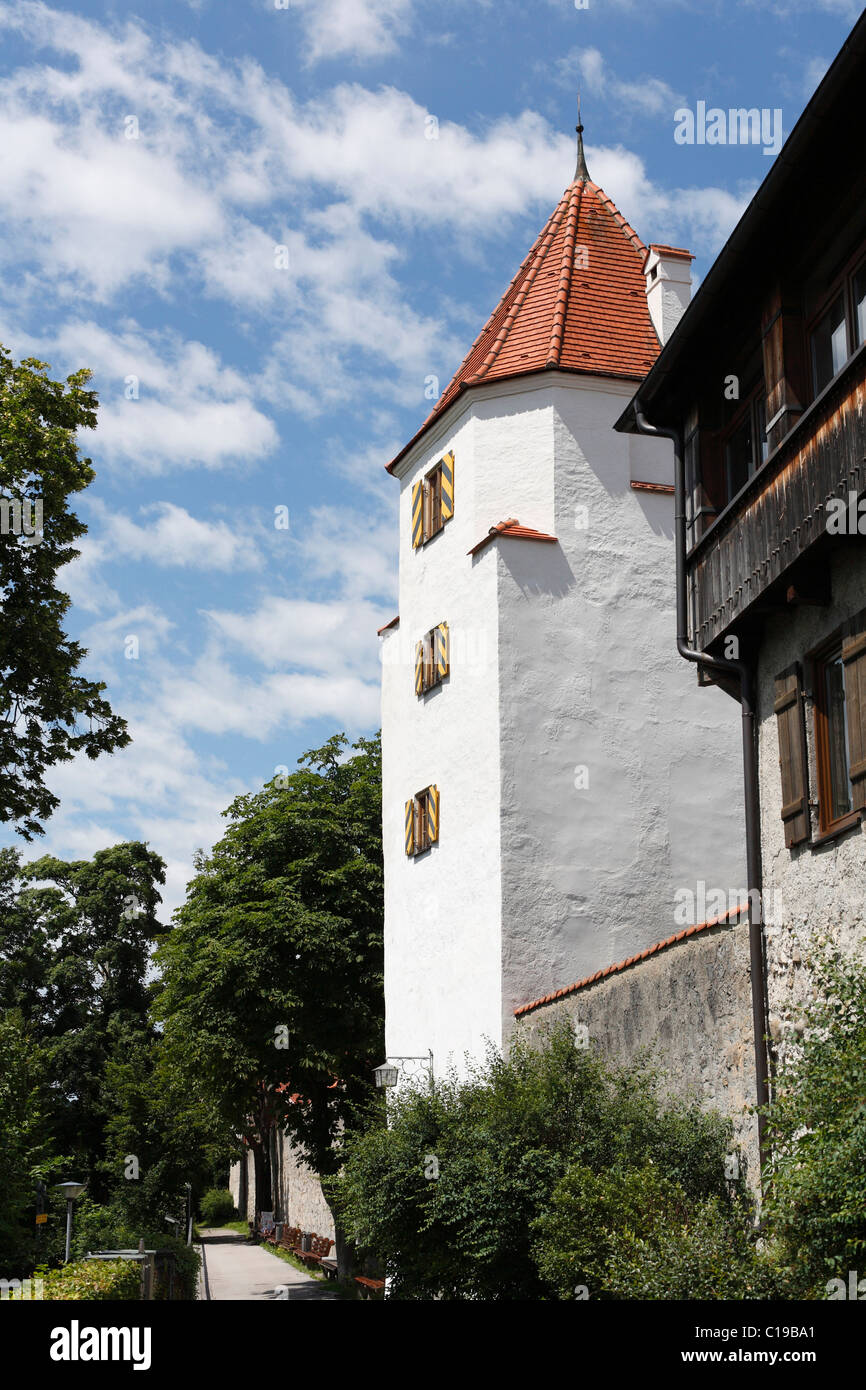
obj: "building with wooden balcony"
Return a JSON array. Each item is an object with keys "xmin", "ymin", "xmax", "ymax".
[{"xmin": 616, "ymin": 12, "xmax": 866, "ymax": 1118}]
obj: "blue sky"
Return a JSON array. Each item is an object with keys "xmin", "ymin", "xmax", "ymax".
[{"xmin": 0, "ymin": 0, "xmax": 857, "ymax": 918}]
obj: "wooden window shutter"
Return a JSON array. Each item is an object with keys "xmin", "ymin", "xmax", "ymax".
[
  {"xmin": 411, "ymin": 481, "xmax": 424, "ymax": 549},
  {"xmin": 842, "ymin": 608, "xmax": 866, "ymax": 810},
  {"xmin": 435, "ymin": 622, "xmax": 449, "ymax": 681},
  {"xmin": 427, "ymin": 785, "xmax": 439, "ymax": 843},
  {"xmin": 774, "ymin": 665, "xmax": 810, "ymax": 846},
  {"xmin": 404, "ymin": 798, "xmax": 415, "ymax": 856},
  {"xmin": 414, "ymin": 641, "xmax": 424, "ymax": 696},
  {"xmin": 440, "ymin": 451, "xmax": 454, "ymax": 521}
]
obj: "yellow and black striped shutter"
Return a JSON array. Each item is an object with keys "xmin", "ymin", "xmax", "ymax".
[
  {"xmin": 411, "ymin": 481, "xmax": 424, "ymax": 549},
  {"xmin": 427, "ymin": 785, "xmax": 440, "ymax": 843},
  {"xmin": 435, "ymin": 622, "xmax": 449, "ymax": 681},
  {"xmin": 404, "ymin": 798, "xmax": 415, "ymax": 855},
  {"xmin": 440, "ymin": 452, "xmax": 454, "ymax": 521},
  {"xmin": 414, "ymin": 641, "xmax": 424, "ymax": 696}
]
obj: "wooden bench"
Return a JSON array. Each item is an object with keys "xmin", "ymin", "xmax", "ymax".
[
  {"xmin": 280, "ymin": 1226, "xmax": 301, "ymax": 1253},
  {"xmin": 293, "ymin": 1234, "xmax": 334, "ymax": 1268},
  {"xmin": 354, "ymin": 1276, "xmax": 385, "ymax": 1299}
]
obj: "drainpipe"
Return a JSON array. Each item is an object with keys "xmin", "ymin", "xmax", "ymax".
[{"xmin": 632, "ymin": 401, "xmax": 770, "ymax": 1176}]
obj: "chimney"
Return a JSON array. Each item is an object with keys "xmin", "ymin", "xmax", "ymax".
[{"xmin": 644, "ymin": 244, "xmax": 694, "ymax": 346}]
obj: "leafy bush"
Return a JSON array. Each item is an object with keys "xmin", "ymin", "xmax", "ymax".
[
  {"xmin": 605, "ymin": 1197, "xmax": 789, "ymax": 1300},
  {"xmin": 763, "ymin": 946, "xmax": 866, "ymax": 1295},
  {"xmin": 534, "ymin": 1163, "xmax": 788, "ymax": 1299},
  {"xmin": 66, "ymin": 1201, "xmax": 199, "ymax": 1300},
  {"xmin": 150, "ymin": 1235, "xmax": 199, "ymax": 1301},
  {"xmin": 199, "ymin": 1189, "xmax": 235, "ymax": 1227},
  {"xmin": 38, "ymin": 1259, "xmax": 141, "ymax": 1301},
  {"xmin": 332, "ymin": 1023, "xmax": 754, "ymax": 1300}
]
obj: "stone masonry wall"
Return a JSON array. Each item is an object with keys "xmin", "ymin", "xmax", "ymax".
[
  {"xmin": 755, "ymin": 549, "xmax": 866, "ymax": 1077},
  {"xmin": 229, "ymin": 1136, "xmax": 334, "ymax": 1239},
  {"xmin": 514, "ymin": 914, "xmax": 761, "ymax": 1187},
  {"xmin": 276, "ymin": 1132, "xmax": 335, "ymax": 1239}
]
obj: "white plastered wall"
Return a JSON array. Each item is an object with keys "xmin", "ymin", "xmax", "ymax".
[
  {"xmin": 382, "ymin": 408, "xmax": 503, "ymax": 1080},
  {"xmin": 492, "ymin": 377, "xmax": 746, "ymax": 1036},
  {"xmin": 383, "ymin": 372, "xmax": 746, "ymax": 1077}
]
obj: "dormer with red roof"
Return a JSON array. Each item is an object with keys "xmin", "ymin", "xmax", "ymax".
[{"xmin": 380, "ymin": 123, "xmax": 745, "ymax": 1087}]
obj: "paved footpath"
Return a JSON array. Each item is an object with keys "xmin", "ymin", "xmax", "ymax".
[{"xmin": 197, "ymin": 1229, "xmax": 338, "ymax": 1301}]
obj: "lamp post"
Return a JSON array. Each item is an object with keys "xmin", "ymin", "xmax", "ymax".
[
  {"xmin": 185, "ymin": 1182, "xmax": 193, "ymax": 1246},
  {"xmin": 373, "ymin": 1052, "xmax": 433, "ymax": 1090},
  {"xmin": 54, "ymin": 1182, "xmax": 85, "ymax": 1264},
  {"xmin": 373, "ymin": 1062, "xmax": 399, "ymax": 1089}
]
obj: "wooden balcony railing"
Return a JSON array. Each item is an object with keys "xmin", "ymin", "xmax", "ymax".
[{"xmin": 687, "ymin": 344, "xmax": 866, "ymax": 651}]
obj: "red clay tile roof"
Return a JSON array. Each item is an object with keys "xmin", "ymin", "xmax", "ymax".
[
  {"xmin": 468, "ymin": 518, "xmax": 558, "ymax": 557},
  {"xmin": 387, "ymin": 173, "xmax": 666, "ymax": 473},
  {"xmin": 377, "ymin": 615, "xmax": 400, "ymax": 636},
  {"xmin": 630, "ymin": 479, "xmax": 675, "ymax": 494},
  {"xmin": 647, "ymin": 242, "xmax": 694, "ymax": 261},
  {"xmin": 514, "ymin": 901, "xmax": 748, "ymax": 1017}
]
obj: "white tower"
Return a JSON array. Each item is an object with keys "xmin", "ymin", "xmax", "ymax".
[{"xmin": 380, "ymin": 132, "xmax": 745, "ymax": 1083}]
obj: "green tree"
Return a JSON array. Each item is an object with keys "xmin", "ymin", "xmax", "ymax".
[
  {"xmin": 102, "ymin": 1027, "xmax": 224, "ymax": 1235},
  {"xmin": 0, "ymin": 843, "xmax": 168, "ymax": 1200},
  {"xmin": 0, "ymin": 348, "xmax": 129, "ymax": 840},
  {"xmin": 156, "ymin": 732, "xmax": 384, "ymax": 1268},
  {"xmin": 332, "ymin": 1023, "xmax": 764, "ymax": 1300},
  {"xmin": 763, "ymin": 945, "xmax": 866, "ymax": 1296},
  {"xmin": 0, "ymin": 1011, "xmax": 65, "ymax": 1275}
]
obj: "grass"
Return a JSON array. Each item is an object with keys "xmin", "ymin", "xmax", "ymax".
[
  {"xmin": 257, "ymin": 1239, "xmax": 322, "ymax": 1279},
  {"xmin": 194, "ymin": 1218, "xmax": 249, "ymax": 1238},
  {"xmin": 257, "ymin": 1240, "xmax": 360, "ymax": 1300}
]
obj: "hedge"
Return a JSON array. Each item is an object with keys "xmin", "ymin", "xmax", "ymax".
[
  {"xmin": 199, "ymin": 1189, "xmax": 235, "ymax": 1227},
  {"xmin": 35, "ymin": 1259, "xmax": 141, "ymax": 1301}
]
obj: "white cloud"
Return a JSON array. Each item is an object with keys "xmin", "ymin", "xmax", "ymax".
[
  {"xmin": 0, "ymin": 110, "xmax": 217, "ymax": 298},
  {"xmin": 7, "ymin": 318, "xmax": 281, "ymax": 474},
  {"xmin": 292, "ymin": 503, "xmax": 398, "ymax": 598},
  {"xmin": 77, "ymin": 603, "xmax": 177, "ymax": 667},
  {"xmin": 162, "ymin": 653, "xmax": 382, "ymax": 737},
  {"xmin": 37, "ymin": 711, "xmax": 244, "ymax": 923},
  {"xmin": 747, "ymin": 0, "xmax": 860, "ymax": 16},
  {"xmin": 290, "ymin": 0, "xmax": 413, "ymax": 64},
  {"xmin": 263, "ymin": 84, "xmax": 573, "ymax": 231},
  {"xmin": 802, "ymin": 55, "xmax": 831, "ymax": 95},
  {"xmin": 205, "ymin": 594, "xmax": 388, "ymax": 675},
  {"xmin": 61, "ymin": 535, "xmax": 121, "ymax": 615},
  {"xmin": 554, "ymin": 46, "xmax": 685, "ymax": 118},
  {"xmin": 90, "ymin": 501, "xmax": 265, "ymax": 571},
  {"xmin": 95, "ymin": 396, "xmax": 278, "ymax": 473},
  {"xmin": 0, "ymin": 2, "xmax": 752, "ymax": 432}
]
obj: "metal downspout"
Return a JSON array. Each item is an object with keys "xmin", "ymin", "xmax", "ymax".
[{"xmin": 632, "ymin": 402, "xmax": 770, "ymax": 1175}]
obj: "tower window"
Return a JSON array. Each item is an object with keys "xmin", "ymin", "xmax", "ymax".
[
  {"xmin": 404, "ymin": 786, "xmax": 440, "ymax": 856},
  {"xmin": 425, "ymin": 467, "xmax": 443, "ymax": 538},
  {"xmin": 415, "ymin": 623, "xmax": 450, "ymax": 695},
  {"xmin": 412, "ymin": 452, "xmax": 455, "ymax": 548}
]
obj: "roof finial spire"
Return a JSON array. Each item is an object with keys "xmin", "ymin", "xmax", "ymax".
[{"xmin": 574, "ymin": 92, "xmax": 590, "ymax": 183}]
